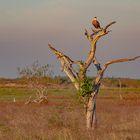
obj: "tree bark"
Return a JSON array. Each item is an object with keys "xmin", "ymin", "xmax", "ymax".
[{"xmin": 86, "ymin": 94, "xmax": 97, "ymax": 129}]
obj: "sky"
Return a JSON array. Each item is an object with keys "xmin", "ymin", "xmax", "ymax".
[{"xmin": 0, "ymin": 0, "xmax": 140, "ymax": 79}]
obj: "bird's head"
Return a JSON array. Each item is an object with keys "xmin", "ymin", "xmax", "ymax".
[{"xmin": 93, "ymin": 17, "xmax": 97, "ymax": 20}]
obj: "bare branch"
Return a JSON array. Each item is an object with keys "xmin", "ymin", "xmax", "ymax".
[
  {"xmin": 49, "ymin": 44, "xmax": 80, "ymax": 89},
  {"xmin": 94, "ymin": 56, "xmax": 140, "ymax": 87},
  {"xmin": 85, "ymin": 29, "xmax": 93, "ymax": 42},
  {"xmin": 85, "ymin": 47, "xmax": 96, "ymax": 69},
  {"xmin": 25, "ymin": 96, "xmax": 32, "ymax": 105},
  {"xmin": 49, "ymin": 44, "xmax": 80, "ymax": 66},
  {"xmin": 49, "ymin": 44, "xmax": 73, "ymax": 63},
  {"xmin": 84, "ymin": 22, "xmax": 116, "ymax": 70},
  {"xmin": 104, "ymin": 21, "xmax": 116, "ymax": 31},
  {"xmin": 102, "ymin": 56, "xmax": 140, "ymax": 72},
  {"xmin": 91, "ymin": 28, "xmax": 101, "ymax": 34},
  {"xmin": 84, "ymin": 29, "xmax": 89, "ymax": 38}
]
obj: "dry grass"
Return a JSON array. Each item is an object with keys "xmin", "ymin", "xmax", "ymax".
[{"xmin": 0, "ymin": 91, "xmax": 140, "ymax": 140}]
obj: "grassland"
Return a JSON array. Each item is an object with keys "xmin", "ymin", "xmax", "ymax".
[{"xmin": 0, "ymin": 87, "xmax": 140, "ymax": 140}]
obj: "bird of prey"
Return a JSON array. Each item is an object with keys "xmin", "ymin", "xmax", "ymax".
[{"xmin": 92, "ymin": 17, "xmax": 101, "ymax": 29}]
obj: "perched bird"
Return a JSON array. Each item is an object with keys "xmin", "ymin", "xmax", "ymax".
[{"xmin": 92, "ymin": 17, "xmax": 101, "ymax": 29}]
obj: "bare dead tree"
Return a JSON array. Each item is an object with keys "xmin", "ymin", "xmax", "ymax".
[
  {"xmin": 49, "ymin": 20, "xmax": 140, "ymax": 129},
  {"xmin": 18, "ymin": 61, "xmax": 52, "ymax": 104}
]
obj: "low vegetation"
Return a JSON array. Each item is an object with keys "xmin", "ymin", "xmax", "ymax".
[
  {"xmin": 0, "ymin": 86, "xmax": 140, "ymax": 139},
  {"xmin": 0, "ymin": 77, "xmax": 140, "ymax": 88}
]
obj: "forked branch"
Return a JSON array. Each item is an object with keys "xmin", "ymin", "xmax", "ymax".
[
  {"xmin": 84, "ymin": 21, "xmax": 116, "ymax": 70},
  {"xmin": 49, "ymin": 44, "xmax": 80, "ymax": 89},
  {"xmin": 92, "ymin": 56, "xmax": 140, "ymax": 90}
]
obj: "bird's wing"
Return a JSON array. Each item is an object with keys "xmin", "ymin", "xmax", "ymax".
[{"xmin": 96, "ymin": 20, "xmax": 101, "ymax": 28}]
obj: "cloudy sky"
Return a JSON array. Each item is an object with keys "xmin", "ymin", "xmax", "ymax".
[{"xmin": 0, "ymin": 0, "xmax": 140, "ymax": 78}]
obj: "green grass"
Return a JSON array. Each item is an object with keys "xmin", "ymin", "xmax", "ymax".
[
  {"xmin": 99, "ymin": 88, "xmax": 140, "ymax": 99},
  {"xmin": 0, "ymin": 87, "xmax": 34, "ymax": 101},
  {"xmin": 48, "ymin": 88, "xmax": 76, "ymax": 96},
  {"xmin": 0, "ymin": 87, "xmax": 140, "ymax": 101},
  {"xmin": 0, "ymin": 87, "xmax": 77, "ymax": 101}
]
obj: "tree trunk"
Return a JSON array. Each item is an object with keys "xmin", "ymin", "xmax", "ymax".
[{"xmin": 86, "ymin": 95, "xmax": 97, "ymax": 129}]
